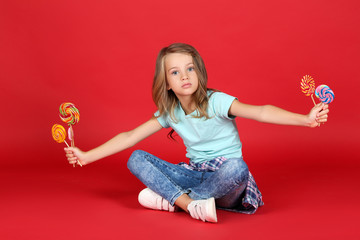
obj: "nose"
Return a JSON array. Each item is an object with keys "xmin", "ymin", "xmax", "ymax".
[{"xmin": 181, "ymin": 72, "xmax": 189, "ymax": 81}]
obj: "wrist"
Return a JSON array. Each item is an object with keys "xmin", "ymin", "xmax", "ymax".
[
  {"xmin": 81, "ymin": 151, "xmax": 94, "ymax": 165},
  {"xmin": 305, "ymin": 114, "xmax": 312, "ymax": 127},
  {"xmin": 305, "ymin": 113, "xmax": 318, "ymax": 128},
  {"xmin": 84, "ymin": 149, "xmax": 103, "ymax": 164}
]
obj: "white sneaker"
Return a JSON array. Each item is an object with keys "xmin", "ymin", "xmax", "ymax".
[
  {"xmin": 138, "ymin": 188, "xmax": 177, "ymax": 212},
  {"xmin": 187, "ymin": 197, "xmax": 218, "ymax": 223}
]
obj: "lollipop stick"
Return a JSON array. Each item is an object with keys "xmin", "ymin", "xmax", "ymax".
[
  {"xmin": 311, "ymin": 94, "xmax": 316, "ymax": 106},
  {"xmin": 70, "ymin": 125, "xmax": 74, "ymax": 147},
  {"xmin": 69, "ymin": 125, "xmax": 75, "ymax": 167},
  {"xmin": 64, "ymin": 140, "xmax": 70, "ymax": 148},
  {"xmin": 70, "ymin": 125, "xmax": 82, "ymax": 167}
]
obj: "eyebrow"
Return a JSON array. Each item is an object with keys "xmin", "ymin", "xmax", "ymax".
[{"xmin": 167, "ymin": 63, "xmax": 194, "ymax": 72}]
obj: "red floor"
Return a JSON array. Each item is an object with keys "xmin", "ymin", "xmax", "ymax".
[
  {"xmin": 1, "ymin": 145, "xmax": 359, "ymax": 240},
  {"xmin": 1, "ymin": 0, "xmax": 359, "ymax": 239}
]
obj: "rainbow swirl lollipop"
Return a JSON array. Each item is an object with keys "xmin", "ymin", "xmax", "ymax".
[
  {"xmin": 315, "ymin": 85, "xmax": 334, "ymax": 104},
  {"xmin": 59, "ymin": 102, "xmax": 80, "ymax": 125},
  {"xmin": 51, "ymin": 124, "xmax": 69, "ymax": 147},
  {"xmin": 59, "ymin": 102, "xmax": 80, "ymax": 148}
]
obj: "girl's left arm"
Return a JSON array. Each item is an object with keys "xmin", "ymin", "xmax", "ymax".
[{"xmin": 229, "ymin": 100, "xmax": 329, "ymax": 128}]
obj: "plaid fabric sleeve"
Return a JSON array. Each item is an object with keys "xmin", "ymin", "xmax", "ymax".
[
  {"xmin": 234, "ymin": 171, "xmax": 264, "ymax": 214},
  {"xmin": 178, "ymin": 157, "xmax": 264, "ymax": 214}
]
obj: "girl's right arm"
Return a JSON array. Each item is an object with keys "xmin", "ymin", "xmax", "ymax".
[{"xmin": 64, "ymin": 116, "xmax": 163, "ymax": 166}]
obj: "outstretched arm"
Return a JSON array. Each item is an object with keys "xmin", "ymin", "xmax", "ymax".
[
  {"xmin": 229, "ymin": 100, "xmax": 329, "ymax": 128},
  {"xmin": 64, "ymin": 116, "xmax": 163, "ymax": 166}
]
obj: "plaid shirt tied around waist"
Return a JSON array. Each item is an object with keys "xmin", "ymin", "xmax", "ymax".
[{"xmin": 178, "ymin": 157, "xmax": 264, "ymax": 214}]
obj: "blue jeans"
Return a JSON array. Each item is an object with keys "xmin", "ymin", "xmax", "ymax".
[{"xmin": 127, "ymin": 150, "xmax": 249, "ymax": 208}]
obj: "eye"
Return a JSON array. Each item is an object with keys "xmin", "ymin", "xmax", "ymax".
[
  {"xmin": 171, "ymin": 71, "xmax": 179, "ymax": 75},
  {"xmin": 188, "ymin": 67, "xmax": 194, "ymax": 72}
]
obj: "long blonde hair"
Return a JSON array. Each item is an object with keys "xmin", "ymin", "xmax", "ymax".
[{"xmin": 152, "ymin": 43, "xmax": 213, "ymax": 123}]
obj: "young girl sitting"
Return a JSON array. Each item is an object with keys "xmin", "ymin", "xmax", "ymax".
[{"xmin": 64, "ymin": 43, "xmax": 329, "ymax": 223}]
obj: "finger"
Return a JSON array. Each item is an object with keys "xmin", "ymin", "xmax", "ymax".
[
  {"xmin": 317, "ymin": 106, "xmax": 329, "ymax": 113},
  {"xmin": 317, "ymin": 109, "xmax": 329, "ymax": 117},
  {"xmin": 69, "ymin": 158, "xmax": 78, "ymax": 163},
  {"xmin": 317, "ymin": 117, "xmax": 328, "ymax": 122},
  {"xmin": 314, "ymin": 103, "xmax": 324, "ymax": 113},
  {"xmin": 318, "ymin": 104, "xmax": 329, "ymax": 113},
  {"xmin": 64, "ymin": 147, "xmax": 74, "ymax": 152},
  {"xmin": 316, "ymin": 113, "xmax": 328, "ymax": 120},
  {"xmin": 66, "ymin": 150, "xmax": 78, "ymax": 157},
  {"xmin": 68, "ymin": 157, "xmax": 78, "ymax": 162},
  {"xmin": 319, "ymin": 112, "xmax": 328, "ymax": 118},
  {"xmin": 316, "ymin": 117, "xmax": 328, "ymax": 123},
  {"xmin": 64, "ymin": 150, "xmax": 74, "ymax": 155},
  {"xmin": 319, "ymin": 108, "xmax": 329, "ymax": 114}
]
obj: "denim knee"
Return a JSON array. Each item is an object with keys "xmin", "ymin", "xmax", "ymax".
[
  {"xmin": 224, "ymin": 158, "xmax": 249, "ymax": 185},
  {"xmin": 127, "ymin": 149, "xmax": 146, "ymax": 174}
]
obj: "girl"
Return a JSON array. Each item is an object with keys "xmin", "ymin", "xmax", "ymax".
[{"xmin": 65, "ymin": 43, "xmax": 329, "ymax": 223}]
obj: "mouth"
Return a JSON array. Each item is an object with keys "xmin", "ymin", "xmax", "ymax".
[{"xmin": 182, "ymin": 83, "xmax": 192, "ymax": 88}]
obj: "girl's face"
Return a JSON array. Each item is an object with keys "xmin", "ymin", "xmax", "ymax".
[{"xmin": 165, "ymin": 53, "xmax": 199, "ymax": 99}]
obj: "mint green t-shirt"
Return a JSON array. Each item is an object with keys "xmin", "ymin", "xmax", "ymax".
[{"xmin": 155, "ymin": 91, "xmax": 242, "ymax": 164}]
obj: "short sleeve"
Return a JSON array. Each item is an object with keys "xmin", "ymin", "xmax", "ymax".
[
  {"xmin": 210, "ymin": 92, "xmax": 237, "ymax": 120},
  {"xmin": 154, "ymin": 111, "xmax": 170, "ymax": 128}
]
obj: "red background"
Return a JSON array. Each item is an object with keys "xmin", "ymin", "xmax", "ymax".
[{"xmin": 1, "ymin": 0, "xmax": 359, "ymax": 239}]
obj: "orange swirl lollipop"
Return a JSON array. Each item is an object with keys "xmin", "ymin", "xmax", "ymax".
[
  {"xmin": 52, "ymin": 124, "xmax": 69, "ymax": 147},
  {"xmin": 300, "ymin": 75, "xmax": 316, "ymax": 105}
]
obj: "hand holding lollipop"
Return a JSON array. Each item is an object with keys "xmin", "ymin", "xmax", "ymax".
[
  {"xmin": 59, "ymin": 102, "xmax": 82, "ymax": 167},
  {"xmin": 52, "ymin": 124, "xmax": 77, "ymax": 167},
  {"xmin": 300, "ymin": 76, "xmax": 334, "ymax": 127}
]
